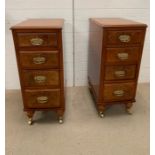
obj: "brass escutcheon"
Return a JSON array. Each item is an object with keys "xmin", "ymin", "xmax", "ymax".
[
  {"xmin": 33, "ymin": 56, "xmax": 46, "ymax": 64},
  {"xmin": 114, "ymin": 70, "xmax": 126, "ymax": 77},
  {"xmin": 113, "ymin": 90, "xmax": 125, "ymax": 97},
  {"xmin": 119, "ymin": 35, "xmax": 131, "ymax": 43},
  {"xmin": 30, "ymin": 38, "xmax": 43, "ymax": 46},
  {"xmin": 34, "ymin": 75, "xmax": 46, "ymax": 83},
  {"xmin": 117, "ymin": 53, "xmax": 129, "ymax": 60},
  {"xmin": 37, "ymin": 96, "xmax": 48, "ymax": 104}
]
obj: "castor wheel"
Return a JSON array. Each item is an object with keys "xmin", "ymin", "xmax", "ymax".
[
  {"xmin": 26, "ymin": 111, "xmax": 34, "ymax": 125},
  {"xmin": 28, "ymin": 118, "xmax": 33, "ymax": 125},
  {"xmin": 126, "ymin": 108, "xmax": 132, "ymax": 115},
  {"xmin": 58, "ymin": 117, "xmax": 63, "ymax": 124},
  {"xmin": 99, "ymin": 112, "xmax": 105, "ymax": 118}
]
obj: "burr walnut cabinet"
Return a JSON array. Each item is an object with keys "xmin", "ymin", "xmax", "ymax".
[
  {"xmin": 11, "ymin": 19, "xmax": 65, "ymax": 124},
  {"xmin": 88, "ymin": 18, "xmax": 147, "ymax": 117}
]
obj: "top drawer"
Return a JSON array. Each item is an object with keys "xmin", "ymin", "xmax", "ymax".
[
  {"xmin": 106, "ymin": 29, "xmax": 144, "ymax": 46},
  {"xmin": 17, "ymin": 32, "xmax": 58, "ymax": 48}
]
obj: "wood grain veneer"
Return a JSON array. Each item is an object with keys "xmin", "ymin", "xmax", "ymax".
[
  {"xmin": 88, "ymin": 18, "xmax": 147, "ymax": 116},
  {"xmin": 11, "ymin": 19, "xmax": 65, "ymax": 124}
]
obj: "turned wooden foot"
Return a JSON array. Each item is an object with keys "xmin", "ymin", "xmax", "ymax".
[
  {"xmin": 26, "ymin": 111, "xmax": 35, "ymax": 125},
  {"xmin": 125, "ymin": 103, "xmax": 133, "ymax": 115},
  {"xmin": 98, "ymin": 105, "xmax": 105, "ymax": 118},
  {"xmin": 57, "ymin": 109, "xmax": 64, "ymax": 124}
]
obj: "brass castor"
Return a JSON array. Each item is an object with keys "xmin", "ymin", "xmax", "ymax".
[
  {"xmin": 58, "ymin": 117, "xmax": 63, "ymax": 124},
  {"xmin": 28, "ymin": 118, "xmax": 33, "ymax": 125},
  {"xmin": 99, "ymin": 112, "xmax": 105, "ymax": 118},
  {"xmin": 126, "ymin": 108, "xmax": 132, "ymax": 115}
]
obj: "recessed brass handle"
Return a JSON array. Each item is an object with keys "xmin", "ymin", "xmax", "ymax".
[
  {"xmin": 113, "ymin": 90, "xmax": 124, "ymax": 97},
  {"xmin": 114, "ymin": 70, "xmax": 126, "ymax": 77},
  {"xmin": 30, "ymin": 38, "xmax": 43, "ymax": 46},
  {"xmin": 117, "ymin": 53, "xmax": 129, "ymax": 61},
  {"xmin": 34, "ymin": 75, "xmax": 46, "ymax": 83},
  {"xmin": 119, "ymin": 35, "xmax": 131, "ymax": 43},
  {"xmin": 37, "ymin": 96, "xmax": 48, "ymax": 104},
  {"xmin": 33, "ymin": 56, "xmax": 46, "ymax": 64}
]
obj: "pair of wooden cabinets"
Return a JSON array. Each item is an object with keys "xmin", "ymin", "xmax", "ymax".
[{"xmin": 11, "ymin": 18, "xmax": 147, "ymax": 124}]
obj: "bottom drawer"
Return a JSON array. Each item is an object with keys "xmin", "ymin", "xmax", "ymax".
[
  {"xmin": 24, "ymin": 89, "xmax": 61, "ymax": 108},
  {"xmin": 103, "ymin": 82, "xmax": 135, "ymax": 102}
]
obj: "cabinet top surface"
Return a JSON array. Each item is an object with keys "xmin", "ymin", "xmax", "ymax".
[
  {"xmin": 11, "ymin": 19, "xmax": 64, "ymax": 29},
  {"xmin": 90, "ymin": 18, "xmax": 147, "ymax": 27}
]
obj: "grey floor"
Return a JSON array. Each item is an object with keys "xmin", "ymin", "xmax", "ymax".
[{"xmin": 6, "ymin": 84, "xmax": 149, "ymax": 155}]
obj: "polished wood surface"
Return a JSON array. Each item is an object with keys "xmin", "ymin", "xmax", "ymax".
[
  {"xmin": 17, "ymin": 32, "xmax": 58, "ymax": 47},
  {"xmin": 19, "ymin": 51, "xmax": 60, "ymax": 69},
  {"xmin": 88, "ymin": 19, "xmax": 103, "ymax": 100},
  {"xmin": 24, "ymin": 89, "xmax": 61, "ymax": 108},
  {"xmin": 10, "ymin": 19, "xmax": 64, "ymax": 29},
  {"xmin": 104, "ymin": 65, "xmax": 136, "ymax": 80},
  {"xmin": 11, "ymin": 19, "xmax": 65, "ymax": 124},
  {"xmin": 90, "ymin": 18, "xmax": 147, "ymax": 27},
  {"xmin": 22, "ymin": 70, "xmax": 60, "ymax": 87},
  {"xmin": 106, "ymin": 29, "xmax": 144, "ymax": 46},
  {"xmin": 103, "ymin": 82, "xmax": 135, "ymax": 102},
  {"xmin": 105, "ymin": 47, "xmax": 140, "ymax": 65},
  {"xmin": 88, "ymin": 18, "xmax": 147, "ymax": 115}
]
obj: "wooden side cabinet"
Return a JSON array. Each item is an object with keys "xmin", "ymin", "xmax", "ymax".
[
  {"xmin": 88, "ymin": 18, "xmax": 147, "ymax": 117},
  {"xmin": 11, "ymin": 19, "xmax": 65, "ymax": 124}
]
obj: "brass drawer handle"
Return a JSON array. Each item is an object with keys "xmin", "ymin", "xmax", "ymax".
[
  {"xmin": 119, "ymin": 35, "xmax": 131, "ymax": 43},
  {"xmin": 34, "ymin": 75, "xmax": 46, "ymax": 83},
  {"xmin": 114, "ymin": 70, "xmax": 126, "ymax": 77},
  {"xmin": 33, "ymin": 56, "xmax": 46, "ymax": 64},
  {"xmin": 117, "ymin": 53, "xmax": 129, "ymax": 60},
  {"xmin": 113, "ymin": 90, "xmax": 124, "ymax": 97},
  {"xmin": 37, "ymin": 96, "xmax": 48, "ymax": 104},
  {"xmin": 30, "ymin": 38, "xmax": 43, "ymax": 46}
]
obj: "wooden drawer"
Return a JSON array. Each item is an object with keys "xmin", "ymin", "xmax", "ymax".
[
  {"xmin": 105, "ymin": 47, "xmax": 140, "ymax": 64},
  {"xmin": 106, "ymin": 29, "xmax": 144, "ymax": 46},
  {"xmin": 105, "ymin": 65, "xmax": 136, "ymax": 80},
  {"xmin": 24, "ymin": 89, "xmax": 61, "ymax": 108},
  {"xmin": 19, "ymin": 51, "xmax": 60, "ymax": 69},
  {"xmin": 22, "ymin": 70, "xmax": 60, "ymax": 88},
  {"xmin": 17, "ymin": 32, "xmax": 58, "ymax": 48},
  {"xmin": 103, "ymin": 82, "xmax": 135, "ymax": 102}
]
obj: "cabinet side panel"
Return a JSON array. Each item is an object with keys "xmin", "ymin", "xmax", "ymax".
[{"xmin": 88, "ymin": 20, "xmax": 103, "ymax": 100}]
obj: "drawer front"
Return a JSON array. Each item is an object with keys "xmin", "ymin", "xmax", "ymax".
[
  {"xmin": 106, "ymin": 30, "xmax": 144, "ymax": 46},
  {"xmin": 22, "ymin": 70, "xmax": 60, "ymax": 87},
  {"xmin": 24, "ymin": 89, "xmax": 61, "ymax": 108},
  {"xmin": 19, "ymin": 51, "xmax": 60, "ymax": 69},
  {"xmin": 105, "ymin": 47, "xmax": 140, "ymax": 64},
  {"xmin": 17, "ymin": 32, "xmax": 58, "ymax": 48},
  {"xmin": 105, "ymin": 65, "xmax": 136, "ymax": 80},
  {"xmin": 103, "ymin": 82, "xmax": 135, "ymax": 102}
]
